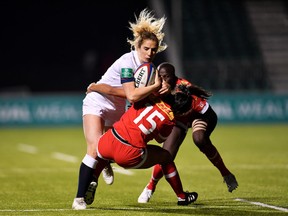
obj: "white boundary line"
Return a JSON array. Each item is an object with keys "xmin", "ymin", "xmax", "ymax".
[
  {"xmin": 2, "ymin": 200, "xmax": 288, "ymax": 212},
  {"xmin": 113, "ymin": 166, "xmax": 134, "ymax": 175},
  {"xmin": 0, "ymin": 207, "xmax": 153, "ymax": 212},
  {"xmin": 51, "ymin": 152, "xmax": 79, "ymax": 163},
  {"xmin": 235, "ymin": 198, "xmax": 288, "ymax": 212},
  {"xmin": 17, "ymin": 143, "xmax": 38, "ymax": 154},
  {"xmin": 16, "ymin": 144, "xmax": 134, "ymax": 175}
]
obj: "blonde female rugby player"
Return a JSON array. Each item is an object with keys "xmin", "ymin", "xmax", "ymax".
[{"xmin": 72, "ymin": 8, "xmax": 170, "ymax": 210}]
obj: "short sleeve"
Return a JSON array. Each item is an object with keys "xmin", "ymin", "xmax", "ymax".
[{"xmin": 121, "ymin": 68, "xmax": 135, "ymax": 84}]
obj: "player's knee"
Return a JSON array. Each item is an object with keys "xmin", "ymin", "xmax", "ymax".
[
  {"xmin": 192, "ymin": 130, "xmax": 205, "ymax": 148},
  {"xmin": 87, "ymin": 141, "xmax": 98, "ymax": 158},
  {"xmin": 161, "ymin": 149, "xmax": 173, "ymax": 163}
]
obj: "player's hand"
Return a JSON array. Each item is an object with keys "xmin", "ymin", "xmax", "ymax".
[
  {"xmin": 153, "ymin": 69, "xmax": 162, "ymax": 89},
  {"xmin": 86, "ymin": 82, "xmax": 96, "ymax": 94},
  {"xmin": 158, "ymin": 80, "xmax": 171, "ymax": 95}
]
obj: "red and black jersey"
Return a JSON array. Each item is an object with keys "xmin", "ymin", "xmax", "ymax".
[
  {"xmin": 113, "ymin": 95, "xmax": 175, "ymax": 148},
  {"xmin": 174, "ymin": 78, "xmax": 207, "ymax": 113}
]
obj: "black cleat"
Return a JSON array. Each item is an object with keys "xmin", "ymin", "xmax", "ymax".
[
  {"xmin": 84, "ymin": 181, "xmax": 97, "ymax": 205},
  {"xmin": 177, "ymin": 192, "xmax": 198, "ymax": 206}
]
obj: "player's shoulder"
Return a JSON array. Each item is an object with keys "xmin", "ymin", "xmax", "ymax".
[
  {"xmin": 174, "ymin": 78, "xmax": 192, "ymax": 93},
  {"xmin": 120, "ymin": 51, "xmax": 133, "ymax": 60},
  {"xmin": 151, "ymin": 97, "xmax": 174, "ymax": 121},
  {"xmin": 116, "ymin": 51, "xmax": 137, "ymax": 68},
  {"xmin": 177, "ymin": 77, "xmax": 192, "ymax": 85}
]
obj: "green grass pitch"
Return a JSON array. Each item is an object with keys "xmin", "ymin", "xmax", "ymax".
[{"xmin": 0, "ymin": 124, "xmax": 287, "ymax": 215}]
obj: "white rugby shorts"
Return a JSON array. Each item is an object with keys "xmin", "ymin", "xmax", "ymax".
[{"xmin": 83, "ymin": 92, "xmax": 126, "ymax": 127}]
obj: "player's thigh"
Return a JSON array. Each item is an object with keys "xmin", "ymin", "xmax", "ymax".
[
  {"xmin": 162, "ymin": 126, "xmax": 187, "ymax": 158},
  {"xmin": 140, "ymin": 145, "xmax": 172, "ymax": 168},
  {"xmin": 83, "ymin": 114, "xmax": 104, "ymax": 156}
]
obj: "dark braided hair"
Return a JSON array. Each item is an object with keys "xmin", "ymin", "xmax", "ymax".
[
  {"xmin": 178, "ymin": 83, "xmax": 212, "ymax": 99},
  {"xmin": 163, "ymin": 92, "xmax": 192, "ymax": 115}
]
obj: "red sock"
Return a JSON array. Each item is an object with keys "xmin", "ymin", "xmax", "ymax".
[
  {"xmin": 203, "ymin": 145, "xmax": 231, "ymax": 176},
  {"xmin": 147, "ymin": 164, "xmax": 163, "ymax": 191},
  {"xmin": 161, "ymin": 162, "xmax": 185, "ymax": 199}
]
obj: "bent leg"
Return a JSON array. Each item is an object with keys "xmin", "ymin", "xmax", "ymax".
[
  {"xmin": 138, "ymin": 145, "xmax": 172, "ymax": 169},
  {"xmin": 76, "ymin": 114, "xmax": 104, "ymax": 198},
  {"xmin": 92, "ymin": 156, "xmax": 109, "ymax": 183},
  {"xmin": 162, "ymin": 126, "xmax": 187, "ymax": 159},
  {"xmin": 193, "ymin": 128, "xmax": 231, "ymax": 177},
  {"xmin": 161, "ymin": 162, "xmax": 185, "ymax": 198},
  {"xmin": 147, "ymin": 126, "xmax": 187, "ymax": 190},
  {"xmin": 193, "ymin": 127, "xmax": 238, "ymax": 192},
  {"xmin": 84, "ymin": 156, "xmax": 109, "ymax": 205},
  {"xmin": 162, "ymin": 161, "xmax": 198, "ymax": 205},
  {"xmin": 83, "ymin": 114, "xmax": 105, "ymax": 158},
  {"xmin": 138, "ymin": 146, "xmax": 186, "ymax": 200}
]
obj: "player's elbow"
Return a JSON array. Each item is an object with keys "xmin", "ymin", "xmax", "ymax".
[{"xmin": 126, "ymin": 95, "xmax": 138, "ymax": 103}]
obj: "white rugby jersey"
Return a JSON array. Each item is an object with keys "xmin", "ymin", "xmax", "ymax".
[{"xmin": 97, "ymin": 50, "xmax": 141, "ymax": 87}]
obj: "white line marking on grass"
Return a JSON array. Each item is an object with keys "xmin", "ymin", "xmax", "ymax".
[
  {"xmin": 113, "ymin": 166, "xmax": 134, "ymax": 175},
  {"xmin": 0, "ymin": 207, "xmax": 153, "ymax": 212},
  {"xmin": 235, "ymin": 198, "xmax": 288, "ymax": 212},
  {"xmin": 17, "ymin": 143, "xmax": 38, "ymax": 154},
  {"xmin": 0, "ymin": 209, "xmax": 71, "ymax": 212},
  {"xmin": 51, "ymin": 152, "xmax": 79, "ymax": 163}
]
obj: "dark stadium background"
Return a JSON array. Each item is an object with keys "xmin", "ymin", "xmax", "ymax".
[
  {"xmin": 1, "ymin": 0, "xmax": 288, "ymax": 94},
  {"xmin": 0, "ymin": 1, "xmax": 153, "ymax": 93}
]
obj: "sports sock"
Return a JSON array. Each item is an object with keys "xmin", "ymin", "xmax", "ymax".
[
  {"xmin": 161, "ymin": 162, "xmax": 185, "ymax": 199},
  {"xmin": 147, "ymin": 164, "xmax": 163, "ymax": 191},
  {"xmin": 76, "ymin": 154, "xmax": 97, "ymax": 197},
  {"xmin": 76, "ymin": 164, "xmax": 94, "ymax": 197}
]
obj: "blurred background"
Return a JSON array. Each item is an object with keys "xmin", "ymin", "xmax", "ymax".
[{"xmin": 1, "ymin": 0, "xmax": 288, "ymax": 126}]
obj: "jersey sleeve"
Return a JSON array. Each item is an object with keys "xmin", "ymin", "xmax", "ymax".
[{"xmin": 121, "ymin": 68, "xmax": 135, "ymax": 84}]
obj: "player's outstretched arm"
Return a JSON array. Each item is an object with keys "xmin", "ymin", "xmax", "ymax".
[{"xmin": 86, "ymin": 83, "xmax": 126, "ymax": 98}]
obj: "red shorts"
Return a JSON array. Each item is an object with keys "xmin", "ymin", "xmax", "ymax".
[{"xmin": 97, "ymin": 129, "xmax": 147, "ymax": 169}]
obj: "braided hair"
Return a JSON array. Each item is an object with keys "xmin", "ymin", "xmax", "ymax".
[
  {"xmin": 163, "ymin": 92, "xmax": 192, "ymax": 116},
  {"xmin": 177, "ymin": 83, "xmax": 212, "ymax": 99}
]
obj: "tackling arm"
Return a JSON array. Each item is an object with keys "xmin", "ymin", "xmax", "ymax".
[{"xmin": 86, "ymin": 83, "xmax": 126, "ymax": 98}]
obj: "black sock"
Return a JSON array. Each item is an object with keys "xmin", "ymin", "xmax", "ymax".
[{"xmin": 76, "ymin": 162, "xmax": 94, "ymax": 197}]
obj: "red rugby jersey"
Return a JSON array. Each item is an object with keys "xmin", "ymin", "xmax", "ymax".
[
  {"xmin": 174, "ymin": 78, "xmax": 207, "ymax": 113},
  {"xmin": 113, "ymin": 95, "xmax": 175, "ymax": 148}
]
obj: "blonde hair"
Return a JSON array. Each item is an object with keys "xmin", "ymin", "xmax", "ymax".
[{"xmin": 127, "ymin": 8, "xmax": 167, "ymax": 53}]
